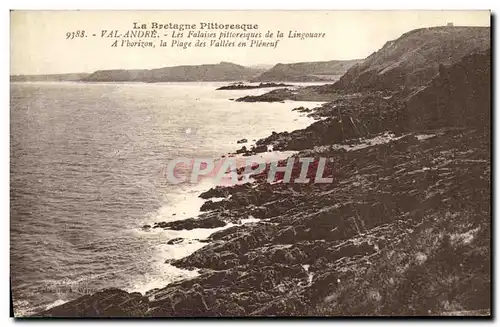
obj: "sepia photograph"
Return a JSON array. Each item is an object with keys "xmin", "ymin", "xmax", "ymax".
[{"xmin": 9, "ymin": 10, "xmax": 491, "ymax": 318}]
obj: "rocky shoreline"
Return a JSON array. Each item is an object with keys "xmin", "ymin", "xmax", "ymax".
[{"xmin": 35, "ymin": 27, "xmax": 491, "ymax": 318}]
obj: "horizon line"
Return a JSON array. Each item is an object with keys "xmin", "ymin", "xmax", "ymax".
[{"xmin": 9, "ymin": 58, "xmax": 366, "ymax": 77}]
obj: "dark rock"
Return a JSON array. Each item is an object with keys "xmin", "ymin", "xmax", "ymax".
[
  {"xmin": 235, "ymin": 88, "xmax": 295, "ymax": 102},
  {"xmin": 200, "ymin": 200, "xmax": 223, "ymax": 211},
  {"xmin": 154, "ymin": 216, "xmax": 226, "ymax": 231},
  {"xmin": 251, "ymin": 144, "xmax": 267, "ymax": 153},
  {"xmin": 292, "ymin": 106, "xmax": 312, "ymax": 113},
  {"xmin": 235, "ymin": 146, "xmax": 248, "ymax": 154},
  {"xmin": 167, "ymin": 237, "xmax": 184, "ymax": 245},
  {"xmin": 36, "ymin": 288, "xmax": 149, "ymax": 317}
]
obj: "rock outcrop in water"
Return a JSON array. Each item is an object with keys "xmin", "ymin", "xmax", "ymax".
[
  {"xmin": 236, "ymin": 26, "xmax": 490, "ymax": 103},
  {"xmin": 216, "ymin": 82, "xmax": 292, "ymax": 90},
  {"xmin": 37, "ymin": 26, "xmax": 491, "ymax": 317},
  {"xmin": 153, "ymin": 216, "xmax": 226, "ymax": 230}
]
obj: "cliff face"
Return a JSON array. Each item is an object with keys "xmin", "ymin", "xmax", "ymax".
[
  {"xmin": 405, "ymin": 51, "xmax": 490, "ymax": 131},
  {"xmin": 333, "ymin": 26, "xmax": 490, "ymax": 91},
  {"xmin": 247, "ymin": 50, "xmax": 490, "ymax": 154},
  {"xmin": 253, "ymin": 60, "xmax": 362, "ymax": 82},
  {"xmin": 82, "ymin": 62, "xmax": 261, "ymax": 82}
]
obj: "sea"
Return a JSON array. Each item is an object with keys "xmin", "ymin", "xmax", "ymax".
[{"xmin": 10, "ymin": 81, "xmax": 322, "ymax": 316}]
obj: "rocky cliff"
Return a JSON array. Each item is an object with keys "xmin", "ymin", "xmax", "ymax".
[
  {"xmin": 82, "ymin": 62, "xmax": 261, "ymax": 82},
  {"xmin": 333, "ymin": 26, "xmax": 490, "ymax": 91}
]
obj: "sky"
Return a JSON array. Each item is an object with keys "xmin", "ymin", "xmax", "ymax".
[{"xmin": 10, "ymin": 10, "xmax": 490, "ymax": 75}]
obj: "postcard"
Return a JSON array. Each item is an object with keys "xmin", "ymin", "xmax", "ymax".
[{"xmin": 10, "ymin": 10, "xmax": 491, "ymax": 318}]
